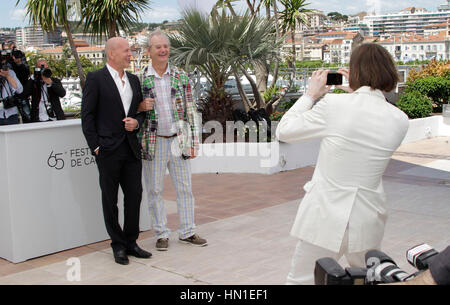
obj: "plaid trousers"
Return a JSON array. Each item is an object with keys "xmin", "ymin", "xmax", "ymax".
[{"xmin": 143, "ymin": 136, "xmax": 196, "ymax": 239}]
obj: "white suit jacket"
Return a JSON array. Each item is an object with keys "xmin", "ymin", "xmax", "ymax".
[{"xmin": 276, "ymin": 86, "xmax": 409, "ymax": 252}]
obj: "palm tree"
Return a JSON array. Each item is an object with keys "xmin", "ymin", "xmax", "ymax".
[
  {"xmin": 213, "ymin": 0, "xmax": 238, "ymax": 17},
  {"xmin": 170, "ymin": 10, "xmax": 236, "ymax": 124},
  {"xmin": 279, "ymin": 0, "xmax": 314, "ymax": 85},
  {"xmin": 17, "ymin": 0, "xmax": 86, "ymax": 88},
  {"xmin": 80, "ymin": 0, "xmax": 150, "ymax": 41},
  {"xmin": 170, "ymin": 9, "xmax": 282, "ymax": 120},
  {"xmin": 228, "ymin": 13, "xmax": 282, "ymax": 109},
  {"xmin": 269, "ymin": 0, "xmax": 282, "ymax": 87}
]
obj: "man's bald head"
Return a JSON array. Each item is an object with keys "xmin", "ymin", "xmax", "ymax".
[
  {"xmin": 105, "ymin": 37, "xmax": 131, "ymax": 71},
  {"xmin": 105, "ymin": 37, "xmax": 128, "ymax": 60}
]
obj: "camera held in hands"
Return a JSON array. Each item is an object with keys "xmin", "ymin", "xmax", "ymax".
[
  {"xmin": 0, "ymin": 95, "xmax": 18, "ymax": 109},
  {"xmin": 314, "ymin": 243, "xmax": 440, "ymax": 285},
  {"xmin": 326, "ymin": 72, "xmax": 343, "ymax": 86},
  {"xmin": 34, "ymin": 64, "xmax": 52, "ymax": 82}
]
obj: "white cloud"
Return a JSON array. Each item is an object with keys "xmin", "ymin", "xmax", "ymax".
[
  {"xmin": 177, "ymin": 0, "xmax": 216, "ymax": 13},
  {"xmin": 10, "ymin": 8, "xmax": 26, "ymax": 22},
  {"xmin": 143, "ymin": 6, "xmax": 181, "ymax": 22}
]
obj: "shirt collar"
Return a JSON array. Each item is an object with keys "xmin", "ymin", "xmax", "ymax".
[
  {"xmin": 147, "ymin": 62, "xmax": 170, "ymax": 78},
  {"xmin": 106, "ymin": 63, "xmax": 127, "ymax": 80}
]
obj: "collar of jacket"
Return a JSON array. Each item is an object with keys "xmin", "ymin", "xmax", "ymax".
[{"xmin": 354, "ymin": 86, "xmax": 385, "ymax": 99}]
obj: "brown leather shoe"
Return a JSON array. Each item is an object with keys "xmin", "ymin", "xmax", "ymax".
[
  {"xmin": 156, "ymin": 238, "xmax": 169, "ymax": 251},
  {"xmin": 179, "ymin": 234, "xmax": 207, "ymax": 247}
]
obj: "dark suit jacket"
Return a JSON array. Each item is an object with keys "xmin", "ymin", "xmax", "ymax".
[
  {"xmin": 21, "ymin": 77, "xmax": 66, "ymax": 122},
  {"xmin": 81, "ymin": 66, "xmax": 144, "ymax": 159}
]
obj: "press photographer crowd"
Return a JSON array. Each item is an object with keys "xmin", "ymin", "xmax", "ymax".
[{"xmin": 0, "ymin": 43, "xmax": 65, "ymax": 125}]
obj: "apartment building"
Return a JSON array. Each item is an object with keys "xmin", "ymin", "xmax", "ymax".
[
  {"xmin": 363, "ymin": 7, "xmax": 450, "ymax": 36},
  {"xmin": 379, "ymin": 31, "xmax": 449, "ymax": 61},
  {"xmin": 297, "ymin": 11, "xmax": 328, "ymax": 36},
  {"xmin": 16, "ymin": 26, "xmax": 63, "ymax": 49},
  {"xmin": 40, "ymin": 46, "xmax": 105, "ymax": 66}
]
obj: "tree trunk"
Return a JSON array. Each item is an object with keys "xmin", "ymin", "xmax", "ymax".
[
  {"xmin": 233, "ymin": 68, "xmax": 252, "ymax": 112},
  {"xmin": 65, "ymin": 24, "xmax": 86, "ymax": 89},
  {"xmin": 270, "ymin": 0, "xmax": 281, "ymax": 88},
  {"xmin": 254, "ymin": 60, "xmax": 268, "ymax": 95},
  {"xmin": 240, "ymin": 63, "xmax": 264, "ymax": 109},
  {"xmin": 290, "ymin": 30, "xmax": 297, "ymax": 88},
  {"xmin": 265, "ymin": 3, "xmax": 271, "ymax": 20},
  {"xmin": 108, "ymin": 19, "xmax": 117, "ymax": 38}
]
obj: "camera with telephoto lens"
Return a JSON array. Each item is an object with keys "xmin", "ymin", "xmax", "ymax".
[
  {"xmin": 314, "ymin": 244, "xmax": 440, "ymax": 285},
  {"xmin": 0, "ymin": 49, "xmax": 11, "ymax": 61},
  {"xmin": 406, "ymin": 243, "xmax": 439, "ymax": 270},
  {"xmin": 34, "ymin": 64, "xmax": 52, "ymax": 82}
]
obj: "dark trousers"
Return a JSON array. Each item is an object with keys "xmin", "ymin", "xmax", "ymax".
[
  {"xmin": 0, "ymin": 114, "xmax": 19, "ymax": 125},
  {"xmin": 96, "ymin": 140, "xmax": 143, "ymax": 252}
]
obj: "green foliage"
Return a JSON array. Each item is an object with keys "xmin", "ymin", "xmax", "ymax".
[
  {"xmin": 263, "ymin": 85, "xmax": 281, "ymax": 103},
  {"xmin": 332, "ymin": 88, "xmax": 347, "ymax": 94},
  {"xmin": 327, "ymin": 12, "xmax": 348, "ymax": 22},
  {"xmin": 405, "ymin": 76, "xmax": 450, "ymax": 105},
  {"xmin": 80, "ymin": 0, "xmax": 150, "ymax": 39},
  {"xmin": 396, "ymin": 91, "xmax": 433, "ymax": 119},
  {"xmin": 279, "ymin": 98, "xmax": 297, "ymax": 111}
]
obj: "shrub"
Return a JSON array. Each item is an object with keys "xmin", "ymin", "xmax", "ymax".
[
  {"xmin": 405, "ymin": 76, "xmax": 450, "ymax": 105},
  {"xmin": 407, "ymin": 59, "xmax": 450, "ymax": 83},
  {"xmin": 332, "ymin": 88, "xmax": 347, "ymax": 94},
  {"xmin": 396, "ymin": 91, "xmax": 433, "ymax": 119},
  {"xmin": 263, "ymin": 85, "xmax": 281, "ymax": 103},
  {"xmin": 270, "ymin": 111, "xmax": 286, "ymax": 121},
  {"xmin": 280, "ymin": 98, "xmax": 297, "ymax": 111}
]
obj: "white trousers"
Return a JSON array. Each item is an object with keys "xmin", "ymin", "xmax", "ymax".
[
  {"xmin": 143, "ymin": 137, "xmax": 196, "ymax": 239},
  {"xmin": 286, "ymin": 229, "xmax": 373, "ymax": 285}
]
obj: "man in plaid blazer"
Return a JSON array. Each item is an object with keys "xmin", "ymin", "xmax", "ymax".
[{"xmin": 138, "ymin": 30, "xmax": 207, "ymax": 251}]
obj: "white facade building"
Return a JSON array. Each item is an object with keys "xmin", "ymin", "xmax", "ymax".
[
  {"xmin": 379, "ymin": 31, "xmax": 449, "ymax": 61},
  {"xmin": 15, "ymin": 26, "xmax": 63, "ymax": 49},
  {"xmin": 364, "ymin": 8, "xmax": 450, "ymax": 36}
]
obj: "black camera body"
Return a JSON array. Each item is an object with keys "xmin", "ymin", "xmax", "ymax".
[
  {"xmin": 314, "ymin": 257, "xmax": 367, "ymax": 285},
  {"xmin": 0, "ymin": 95, "xmax": 18, "ymax": 109},
  {"xmin": 326, "ymin": 72, "xmax": 343, "ymax": 85},
  {"xmin": 34, "ymin": 64, "xmax": 52, "ymax": 82},
  {"xmin": 314, "ymin": 245, "xmax": 440, "ymax": 285}
]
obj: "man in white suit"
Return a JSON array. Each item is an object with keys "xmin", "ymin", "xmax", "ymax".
[{"xmin": 276, "ymin": 43, "xmax": 410, "ymax": 284}]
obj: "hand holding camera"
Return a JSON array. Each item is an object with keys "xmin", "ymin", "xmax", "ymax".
[
  {"xmin": 306, "ymin": 70, "xmax": 331, "ymax": 100},
  {"xmin": 34, "ymin": 64, "xmax": 52, "ymax": 85}
]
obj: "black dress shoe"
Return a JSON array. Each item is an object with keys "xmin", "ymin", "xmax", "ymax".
[
  {"xmin": 126, "ymin": 245, "xmax": 152, "ymax": 259},
  {"xmin": 113, "ymin": 249, "xmax": 129, "ymax": 265}
]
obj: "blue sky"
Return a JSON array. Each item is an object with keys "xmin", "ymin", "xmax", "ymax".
[{"xmin": 1, "ymin": 0, "xmax": 447, "ymax": 28}]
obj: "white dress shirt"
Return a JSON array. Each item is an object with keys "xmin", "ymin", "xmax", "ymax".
[
  {"xmin": 36, "ymin": 79, "xmax": 54, "ymax": 121},
  {"xmin": 106, "ymin": 64, "xmax": 132, "ymax": 115}
]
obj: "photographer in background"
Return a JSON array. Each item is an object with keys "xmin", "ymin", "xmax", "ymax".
[
  {"xmin": 0, "ymin": 59, "xmax": 23, "ymax": 125},
  {"xmin": 11, "ymin": 50, "xmax": 30, "ymax": 88},
  {"xmin": 21, "ymin": 59, "xmax": 66, "ymax": 122},
  {"xmin": 11, "ymin": 50, "xmax": 31, "ymax": 123}
]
